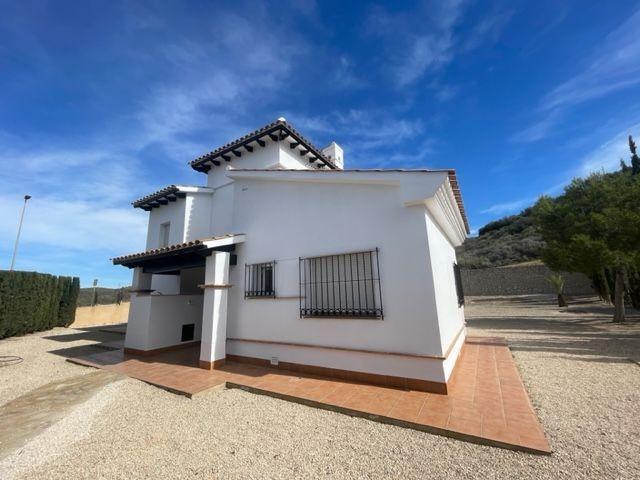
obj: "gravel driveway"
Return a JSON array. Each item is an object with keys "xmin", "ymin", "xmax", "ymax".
[{"xmin": 0, "ymin": 295, "xmax": 638, "ymax": 479}]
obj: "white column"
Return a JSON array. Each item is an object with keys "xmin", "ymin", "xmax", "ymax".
[{"xmin": 199, "ymin": 251, "xmax": 231, "ymax": 369}]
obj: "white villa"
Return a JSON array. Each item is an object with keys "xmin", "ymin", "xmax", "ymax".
[{"xmin": 113, "ymin": 118, "xmax": 469, "ymax": 394}]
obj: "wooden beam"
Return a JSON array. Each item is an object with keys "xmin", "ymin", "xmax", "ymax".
[
  {"xmin": 256, "ymin": 138, "xmax": 266, "ymax": 147},
  {"xmin": 244, "ymin": 144, "xmax": 254, "ymax": 152},
  {"xmin": 141, "ymin": 206, "xmax": 152, "ymax": 211},
  {"xmin": 212, "ymin": 159, "xmax": 220, "ymax": 166},
  {"xmin": 158, "ymin": 199, "xmax": 169, "ymax": 205},
  {"xmin": 279, "ymin": 131, "xmax": 289, "ymax": 141},
  {"xmin": 268, "ymin": 133, "xmax": 279, "ymax": 141},
  {"xmin": 299, "ymin": 149, "xmax": 309, "ymax": 156},
  {"xmin": 289, "ymin": 142, "xmax": 299, "ymax": 149},
  {"xmin": 176, "ymin": 192, "xmax": 187, "ymax": 199},
  {"xmin": 308, "ymin": 157, "xmax": 316, "ymax": 163},
  {"xmin": 167, "ymin": 195, "xmax": 177, "ymax": 202},
  {"xmin": 222, "ymin": 154, "xmax": 231, "ymax": 162},
  {"xmin": 149, "ymin": 202, "xmax": 160, "ymax": 208},
  {"xmin": 232, "ymin": 150, "xmax": 242, "ymax": 157}
]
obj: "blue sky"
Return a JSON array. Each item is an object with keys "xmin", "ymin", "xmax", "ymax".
[{"xmin": 1, "ymin": 0, "xmax": 640, "ymax": 287}]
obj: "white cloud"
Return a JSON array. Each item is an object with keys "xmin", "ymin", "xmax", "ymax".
[
  {"xmin": 578, "ymin": 122, "xmax": 640, "ymax": 176},
  {"xmin": 365, "ymin": 1, "xmax": 511, "ymax": 88},
  {"xmin": 541, "ymin": 9, "xmax": 640, "ymax": 112},
  {"xmin": 514, "ymin": 7, "xmax": 640, "ymax": 143},
  {"xmin": 286, "ymin": 109, "xmax": 427, "ymax": 166},
  {"xmin": 480, "ymin": 198, "xmax": 531, "ymax": 215},
  {"xmin": 0, "ymin": 3, "xmax": 313, "ymax": 285}
]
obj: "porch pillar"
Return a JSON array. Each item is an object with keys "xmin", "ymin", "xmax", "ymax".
[{"xmin": 199, "ymin": 251, "xmax": 230, "ymax": 369}]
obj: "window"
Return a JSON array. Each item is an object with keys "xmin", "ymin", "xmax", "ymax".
[
  {"xmin": 453, "ymin": 262, "xmax": 464, "ymax": 307},
  {"xmin": 159, "ymin": 222, "xmax": 170, "ymax": 247},
  {"xmin": 245, "ymin": 261, "xmax": 275, "ymax": 298},
  {"xmin": 299, "ymin": 249, "xmax": 383, "ymax": 318}
]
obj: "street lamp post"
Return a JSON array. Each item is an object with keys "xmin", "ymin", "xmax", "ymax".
[{"xmin": 9, "ymin": 195, "xmax": 31, "ymax": 271}]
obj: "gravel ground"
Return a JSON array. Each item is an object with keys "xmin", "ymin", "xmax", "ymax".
[
  {"xmin": 0, "ymin": 327, "xmax": 122, "ymax": 406},
  {"xmin": 0, "ymin": 295, "xmax": 639, "ymax": 479}
]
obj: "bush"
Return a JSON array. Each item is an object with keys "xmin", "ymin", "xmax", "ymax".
[{"xmin": 0, "ymin": 270, "xmax": 80, "ymax": 339}]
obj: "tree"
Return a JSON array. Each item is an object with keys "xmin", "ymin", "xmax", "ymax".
[
  {"xmin": 533, "ymin": 164, "xmax": 640, "ymax": 322},
  {"xmin": 547, "ymin": 273, "xmax": 567, "ymax": 307},
  {"xmin": 630, "ymin": 135, "xmax": 640, "ymax": 175}
]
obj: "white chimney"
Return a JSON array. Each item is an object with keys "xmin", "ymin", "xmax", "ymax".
[{"xmin": 322, "ymin": 142, "xmax": 344, "ymax": 169}]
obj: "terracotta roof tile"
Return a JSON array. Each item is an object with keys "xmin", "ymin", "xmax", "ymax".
[
  {"xmin": 190, "ymin": 118, "xmax": 337, "ymax": 172},
  {"xmin": 111, "ymin": 234, "xmax": 237, "ymax": 265}
]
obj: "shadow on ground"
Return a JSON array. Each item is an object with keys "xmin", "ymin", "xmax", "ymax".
[
  {"xmin": 467, "ymin": 295, "xmax": 640, "ymax": 364},
  {"xmin": 45, "ymin": 326, "xmax": 126, "ymax": 363}
]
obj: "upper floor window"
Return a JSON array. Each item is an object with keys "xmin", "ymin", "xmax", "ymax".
[
  {"xmin": 245, "ymin": 261, "xmax": 275, "ymax": 298},
  {"xmin": 299, "ymin": 249, "xmax": 383, "ymax": 318},
  {"xmin": 159, "ymin": 222, "xmax": 171, "ymax": 248}
]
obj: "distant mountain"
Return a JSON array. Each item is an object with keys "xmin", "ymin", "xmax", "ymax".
[{"xmin": 456, "ymin": 207, "xmax": 545, "ymax": 268}]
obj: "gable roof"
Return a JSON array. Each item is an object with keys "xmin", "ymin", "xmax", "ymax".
[{"xmin": 190, "ymin": 118, "xmax": 338, "ymax": 173}]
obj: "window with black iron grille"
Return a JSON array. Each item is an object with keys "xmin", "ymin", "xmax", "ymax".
[
  {"xmin": 453, "ymin": 262, "xmax": 464, "ymax": 307},
  {"xmin": 245, "ymin": 261, "xmax": 275, "ymax": 298},
  {"xmin": 299, "ymin": 249, "xmax": 383, "ymax": 318}
]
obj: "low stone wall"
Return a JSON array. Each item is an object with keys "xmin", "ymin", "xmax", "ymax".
[
  {"xmin": 460, "ymin": 264, "xmax": 594, "ymax": 296},
  {"xmin": 71, "ymin": 302, "xmax": 130, "ymax": 327}
]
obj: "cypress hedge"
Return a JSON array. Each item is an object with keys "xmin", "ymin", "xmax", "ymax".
[{"xmin": 0, "ymin": 270, "xmax": 80, "ymax": 339}]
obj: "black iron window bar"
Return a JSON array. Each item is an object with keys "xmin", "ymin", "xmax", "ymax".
[
  {"xmin": 299, "ymin": 248, "xmax": 383, "ymax": 318},
  {"xmin": 245, "ymin": 261, "xmax": 276, "ymax": 298}
]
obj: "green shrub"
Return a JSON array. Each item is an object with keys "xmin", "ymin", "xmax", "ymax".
[{"xmin": 0, "ymin": 270, "xmax": 80, "ymax": 339}]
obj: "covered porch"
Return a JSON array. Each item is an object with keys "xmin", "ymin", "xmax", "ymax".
[{"xmin": 112, "ymin": 234, "xmax": 246, "ymax": 370}]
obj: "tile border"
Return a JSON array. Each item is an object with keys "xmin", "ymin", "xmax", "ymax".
[
  {"xmin": 123, "ymin": 341, "xmax": 200, "ymax": 356},
  {"xmin": 226, "ymin": 324, "xmax": 466, "ymax": 361},
  {"xmin": 226, "ymin": 353, "xmax": 448, "ymax": 394}
]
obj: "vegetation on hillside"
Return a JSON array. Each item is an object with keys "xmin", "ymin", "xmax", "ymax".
[
  {"xmin": 534, "ymin": 138, "xmax": 640, "ymax": 322},
  {"xmin": 78, "ymin": 287, "xmax": 131, "ymax": 307},
  {"xmin": 456, "ymin": 208, "xmax": 545, "ymax": 268}
]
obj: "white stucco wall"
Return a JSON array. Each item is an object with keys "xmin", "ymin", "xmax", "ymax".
[
  {"xmin": 184, "ymin": 192, "xmax": 213, "ymax": 241},
  {"xmin": 225, "ymin": 178, "xmax": 442, "ymax": 357},
  {"xmin": 425, "ymin": 210, "xmax": 466, "ymax": 356},
  {"xmin": 124, "ymin": 294, "xmax": 204, "ymax": 351},
  {"xmin": 145, "ymin": 198, "xmax": 186, "ymax": 249},
  {"xmin": 210, "ymin": 183, "xmax": 235, "ymax": 236}
]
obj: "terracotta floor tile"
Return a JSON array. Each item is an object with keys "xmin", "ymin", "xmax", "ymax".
[
  {"xmin": 416, "ymin": 411, "xmax": 450, "ymax": 428},
  {"xmin": 447, "ymin": 416, "xmax": 482, "ymax": 436},
  {"xmin": 68, "ymin": 337, "xmax": 550, "ymax": 454}
]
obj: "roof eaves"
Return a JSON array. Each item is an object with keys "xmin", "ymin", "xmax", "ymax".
[{"xmin": 189, "ymin": 119, "xmax": 337, "ymax": 173}]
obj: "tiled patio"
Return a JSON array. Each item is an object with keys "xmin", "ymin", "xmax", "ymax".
[{"xmin": 69, "ymin": 337, "xmax": 551, "ymax": 454}]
